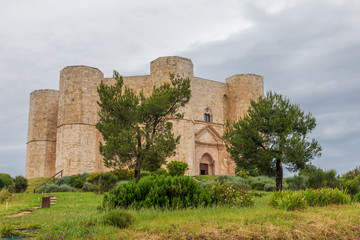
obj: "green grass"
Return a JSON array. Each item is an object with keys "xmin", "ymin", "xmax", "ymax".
[
  {"xmin": 1, "ymin": 191, "xmax": 360, "ymax": 239},
  {"xmin": 26, "ymin": 177, "xmax": 49, "ymax": 193}
]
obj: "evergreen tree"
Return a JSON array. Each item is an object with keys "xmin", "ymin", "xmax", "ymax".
[
  {"xmin": 224, "ymin": 91, "xmax": 322, "ymax": 190},
  {"xmin": 96, "ymin": 71, "xmax": 191, "ymax": 182}
]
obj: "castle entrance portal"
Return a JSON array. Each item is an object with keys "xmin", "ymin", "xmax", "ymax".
[{"xmin": 199, "ymin": 153, "xmax": 214, "ymax": 175}]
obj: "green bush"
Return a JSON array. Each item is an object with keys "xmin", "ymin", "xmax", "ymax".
[
  {"xmin": 102, "ymin": 209, "xmax": 134, "ymax": 228},
  {"xmin": 82, "ymin": 182, "xmax": 94, "ymax": 192},
  {"xmin": 269, "ymin": 190, "xmax": 307, "ymax": 211},
  {"xmin": 0, "ymin": 173, "xmax": 13, "ymax": 190},
  {"xmin": 353, "ymin": 192, "xmax": 360, "ymax": 203},
  {"xmin": 307, "ymin": 169, "xmax": 341, "ymax": 189},
  {"xmin": 342, "ymin": 166, "xmax": 360, "ymax": 180},
  {"xmin": 0, "ymin": 187, "xmax": 12, "ymax": 203},
  {"xmin": 264, "ymin": 183, "xmax": 276, "ymax": 192},
  {"xmin": 166, "ymin": 161, "xmax": 189, "ymax": 176},
  {"xmin": 140, "ymin": 171, "xmax": 151, "ymax": 178},
  {"xmin": 102, "ymin": 175, "xmax": 211, "ymax": 210},
  {"xmin": 112, "ymin": 169, "xmax": 134, "ymax": 180},
  {"xmin": 285, "ymin": 175, "xmax": 308, "ymax": 191},
  {"xmin": 69, "ymin": 173, "xmax": 90, "ymax": 188},
  {"xmin": 55, "ymin": 176, "xmax": 71, "ymax": 186},
  {"xmin": 250, "ymin": 181, "xmax": 266, "ymax": 190},
  {"xmin": 206, "ymin": 179, "xmax": 254, "ymax": 206},
  {"xmin": 342, "ymin": 176, "xmax": 360, "ymax": 196},
  {"xmin": 151, "ymin": 168, "xmax": 169, "ymax": 177},
  {"xmin": 13, "ymin": 176, "xmax": 28, "ymax": 193},
  {"xmin": 39, "ymin": 184, "xmax": 75, "ymax": 193},
  {"xmin": 270, "ymin": 188, "xmax": 351, "ymax": 211}
]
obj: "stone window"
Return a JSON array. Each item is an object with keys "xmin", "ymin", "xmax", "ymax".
[
  {"xmin": 204, "ymin": 113, "xmax": 211, "ymax": 122},
  {"xmin": 204, "ymin": 107, "xmax": 212, "ymax": 122}
]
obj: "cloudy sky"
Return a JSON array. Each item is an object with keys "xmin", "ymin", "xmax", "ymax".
[{"xmin": 0, "ymin": 0, "xmax": 359, "ymax": 177}]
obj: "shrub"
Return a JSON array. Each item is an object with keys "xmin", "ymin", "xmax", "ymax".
[
  {"xmin": 0, "ymin": 173, "xmax": 13, "ymax": 190},
  {"xmin": 198, "ymin": 180, "xmax": 213, "ymax": 188},
  {"xmin": 38, "ymin": 184, "xmax": 75, "ymax": 193},
  {"xmin": 250, "ymin": 181, "xmax": 266, "ymax": 190},
  {"xmin": 112, "ymin": 169, "xmax": 134, "ymax": 181},
  {"xmin": 69, "ymin": 173, "xmax": 90, "ymax": 188},
  {"xmin": 206, "ymin": 179, "xmax": 254, "ymax": 206},
  {"xmin": 250, "ymin": 176, "xmax": 275, "ymax": 184},
  {"xmin": 307, "ymin": 169, "xmax": 341, "ymax": 189},
  {"xmin": 102, "ymin": 175, "xmax": 211, "ymax": 210},
  {"xmin": 55, "ymin": 176, "xmax": 71, "ymax": 186},
  {"xmin": 0, "ymin": 187, "xmax": 12, "ymax": 203},
  {"xmin": 151, "ymin": 168, "xmax": 169, "ymax": 177},
  {"xmin": 167, "ymin": 161, "xmax": 189, "ymax": 176},
  {"xmin": 102, "ymin": 209, "xmax": 134, "ymax": 228},
  {"xmin": 353, "ymin": 192, "xmax": 360, "ymax": 203},
  {"xmin": 342, "ymin": 176, "xmax": 360, "ymax": 196},
  {"xmin": 264, "ymin": 183, "xmax": 276, "ymax": 192},
  {"xmin": 270, "ymin": 188, "xmax": 351, "ymax": 211},
  {"xmin": 13, "ymin": 176, "xmax": 28, "ymax": 193},
  {"xmin": 82, "ymin": 182, "xmax": 94, "ymax": 192},
  {"xmin": 342, "ymin": 166, "xmax": 360, "ymax": 180},
  {"xmin": 269, "ymin": 190, "xmax": 307, "ymax": 211},
  {"xmin": 285, "ymin": 175, "xmax": 308, "ymax": 191},
  {"xmin": 140, "ymin": 171, "xmax": 151, "ymax": 178}
]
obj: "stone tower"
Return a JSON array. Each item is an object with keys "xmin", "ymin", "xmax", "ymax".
[
  {"xmin": 55, "ymin": 66, "xmax": 105, "ymax": 176},
  {"xmin": 25, "ymin": 89, "xmax": 59, "ymax": 178},
  {"xmin": 25, "ymin": 56, "xmax": 264, "ymax": 178}
]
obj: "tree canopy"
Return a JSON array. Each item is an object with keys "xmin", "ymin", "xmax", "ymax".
[
  {"xmin": 96, "ymin": 71, "xmax": 191, "ymax": 182},
  {"xmin": 224, "ymin": 91, "xmax": 322, "ymax": 190}
]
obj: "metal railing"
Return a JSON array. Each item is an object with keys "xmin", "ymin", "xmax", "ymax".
[{"xmin": 33, "ymin": 170, "xmax": 64, "ymax": 193}]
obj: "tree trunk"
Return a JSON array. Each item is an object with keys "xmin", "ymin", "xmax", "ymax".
[
  {"xmin": 135, "ymin": 132, "xmax": 142, "ymax": 184},
  {"xmin": 276, "ymin": 158, "xmax": 283, "ymax": 191},
  {"xmin": 134, "ymin": 168, "xmax": 140, "ymax": 183}
]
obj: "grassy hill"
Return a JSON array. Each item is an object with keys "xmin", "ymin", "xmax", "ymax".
[{"xmin": 1, "ymin": 188, "xmax": 360, "ymax": 239}]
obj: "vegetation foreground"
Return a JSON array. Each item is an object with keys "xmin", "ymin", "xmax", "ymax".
[{"xmin": 0, "ymin": 190, "xmax": 359, "ymax": 239}]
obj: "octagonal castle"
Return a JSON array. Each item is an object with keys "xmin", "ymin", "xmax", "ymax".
[{"xmin": 25, "ymin": 56, "xmax": 264, "ymax": 178}]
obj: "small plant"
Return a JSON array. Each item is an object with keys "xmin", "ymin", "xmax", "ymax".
[
  {"xmin": 13, "ymin": 175, "xmax": 28, "ymax": 193},
  {"xmin": 0, "ymin": 187, "xmax": 12, "ymax": 203},
  {"xmin": 102, "ymin": 209, "xmax": 134, "ymax": 228},
  {"xmin": 270, "ymin": 188, "xmax": 351, "ymax": 211},
  {"xmin": 167, "ymin": 161, "xmax": 189, "ymax": 176},
  {"xmin": 353, "ymin": 192, "xmax": 360, "ymax": 203}
]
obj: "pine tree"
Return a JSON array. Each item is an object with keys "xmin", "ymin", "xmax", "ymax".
[
  {"xmin": 96, "ymin": 71, "xmax": 191, "ymax": 182},
  {"xmin": 224, "ymin": 91, "xmax": 322, "ymax": 190}
]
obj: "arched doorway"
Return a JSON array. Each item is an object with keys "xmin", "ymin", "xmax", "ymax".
[{"xmin": 200, "ymin": 153, "xmax": 214, "ymax": 175}]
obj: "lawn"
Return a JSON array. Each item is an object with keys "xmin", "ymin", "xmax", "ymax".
[{"xmin": 1, "ymin": 190, "xmax": 360, "ymax": 239}]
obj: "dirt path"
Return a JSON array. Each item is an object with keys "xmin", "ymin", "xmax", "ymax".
[{"xmin": 4, "ymin": 195, "xmax": 57, "ymax": 219}]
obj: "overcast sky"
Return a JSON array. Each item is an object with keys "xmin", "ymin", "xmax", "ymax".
[{"xmin": 0, "ymin": 0, "xmax": 359, "ymax": 177}]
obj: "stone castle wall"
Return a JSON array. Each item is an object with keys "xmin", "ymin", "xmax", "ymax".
[{"xmin": 25, "ymin": 56, "xmax": 264, "ymax": 178}]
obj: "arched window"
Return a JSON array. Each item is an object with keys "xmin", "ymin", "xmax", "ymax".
[
  {"xmin": 204, "ymin": 113, "xmax": 211, "ymax": 122},
  {"xmin": 204, "ymin": 107, "xmax": 212, "ymax": 122}
]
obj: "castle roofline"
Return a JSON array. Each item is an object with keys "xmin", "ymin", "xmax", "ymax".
[
  {"xmin": 60, "ymin": 65, "xmax": 102, "ymax": 72},
  {"xmin": 150, "ymin": 56, "xmax": 193, "ymax": 64},
  {"xmin": 30, "ymin": 89, "xmax": 59, "ymax": 95},
  {"xmin": 227, "ymin": 73, "xmax": 263, "ymax": 79}
]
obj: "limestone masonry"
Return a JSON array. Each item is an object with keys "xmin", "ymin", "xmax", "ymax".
[{"xmin": 25, "ymin": 56, "xmax": 264, "ymax": 178}]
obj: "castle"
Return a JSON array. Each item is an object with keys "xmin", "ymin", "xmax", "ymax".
[{"xmin": 25, "ymin": 56, "xmax": 264, "ymax": 178}]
